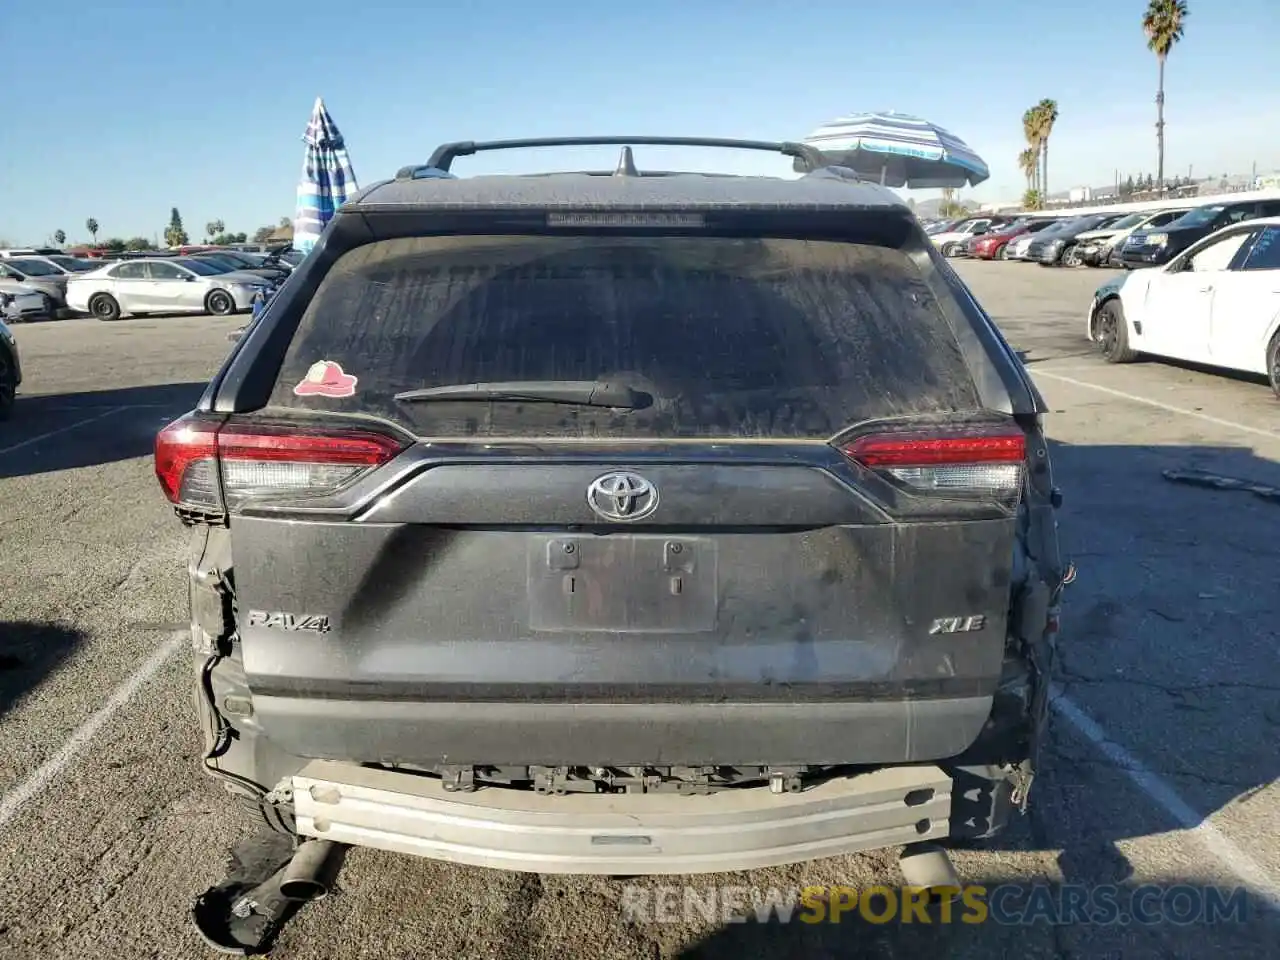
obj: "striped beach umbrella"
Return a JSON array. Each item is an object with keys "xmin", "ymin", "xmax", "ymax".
[
  {"xmin": 803, "ymin": 111, "xmax": 989, "ymax": 189},
  {"xmin": 293, "ymin": 97, "xmax": 359, "ymax": 256}
]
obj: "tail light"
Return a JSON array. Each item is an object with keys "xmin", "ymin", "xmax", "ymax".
[
  {"xmin": 155, "ymin": 415, "xmax": 405, "ymax": 514},
  {"xmin": 837, "ymin": 424, "xmax": 1026, "ymax": 507}
]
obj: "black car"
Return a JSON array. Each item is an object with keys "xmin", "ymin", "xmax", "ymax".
[
  {"xmin": 1120, "ymin": 198, "xmax": 1280, "ymax": 268},
  {"xmin": 101, "ymin": 249, "xmax": 178, "ymax": 260},
  {"xmin": 189, "ymin": 250, "xmax": 289, "ymax": 284},
  {"xmin": 1026, "ymin": 214, "xmax": 1125, "ymax": 266},
  {"xmin": 0, "ymin": 314, "xmax": 21, "ymax": 419},
  {"xmin": 156, "ymin": 136, "xmax": 1067, "ymax": 947}
]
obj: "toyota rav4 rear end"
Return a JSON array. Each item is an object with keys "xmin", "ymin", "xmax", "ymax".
[{"xmin": 157, "ymin": 138, "xmax": 1067, "ymax": 877}]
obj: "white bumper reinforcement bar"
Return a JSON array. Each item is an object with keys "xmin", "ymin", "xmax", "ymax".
[{"xmin": 292, "ymin": 760, "xmax": 952, "ymax": 875}]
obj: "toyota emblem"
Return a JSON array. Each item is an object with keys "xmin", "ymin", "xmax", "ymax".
[{"xmin": 586, "ymin": 472, "xmax": 659, "ymax": 522}]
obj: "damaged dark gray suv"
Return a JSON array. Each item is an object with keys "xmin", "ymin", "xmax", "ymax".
[{"xmin": 157, "ymin": 137, "xmax": 1067, "ymax": 909}]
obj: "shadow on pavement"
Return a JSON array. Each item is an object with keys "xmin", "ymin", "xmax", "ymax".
[
  {"xmin": 1017, "ymin": 345, "xmax": 1273, "ymax": 388},
  {"xmin": 1135, "ymin": 355, "xmax": 1273, "ymax": 389},
  {"xmin": 0, "ymin": 621, "xmax": 85, "ymax": 717},
  {"xmin": 0, "ymin": 381, "xmax": 206, "ymax": 479},
  {"xmin": 10, "ymin": 381, "xmax": 207, "ymax": 415}
]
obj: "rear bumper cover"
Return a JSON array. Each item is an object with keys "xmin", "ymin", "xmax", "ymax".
[
  {"xmin": 252, "ymin": 695, "xmax": 994, "ymax": 766},
  {"xmin": 293, "ymin": 759, "xmax": 952, "ymax": 875}
]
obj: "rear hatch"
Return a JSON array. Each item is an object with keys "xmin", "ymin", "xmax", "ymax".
[{"xmin": 164, "ymin": 222, "xmax": 1031, "ymax": 768}]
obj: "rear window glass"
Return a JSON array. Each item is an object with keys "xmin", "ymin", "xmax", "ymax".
[{"xmin": 267, "ymin": 235, "xmax": 980, "ymax": 439}]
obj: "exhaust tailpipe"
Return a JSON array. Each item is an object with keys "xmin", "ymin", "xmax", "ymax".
[
  {"xmin": 191, "ymin": 839, "xmax": 349, "ymax": 954},
  {"xmin": 898, "ymin": 842, "xmax": 961, "ymax": 899},
  {"xmin": 280, "ymin": 839, "xmax": 347, "ymax": 901}
]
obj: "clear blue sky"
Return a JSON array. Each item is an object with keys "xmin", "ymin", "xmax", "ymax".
[{"xmin": 1, "ymin": 0, "xmax": 1276, "ymax": 244}]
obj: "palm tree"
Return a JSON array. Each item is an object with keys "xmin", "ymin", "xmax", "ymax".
[
  {"xmin": 1021, "ymin": 109, "xmax": 1042, "ymax": 192},
  {"xmin": 85, "ymin": 218, "xmax": 99, "ymax": 244},
  {"xmin": 1143, "ymin": 0, "xmax": 1189, "ymax": 193},
  {"xmin": 1018, "ymin": 148, "xmax": 1039, "ymax": 192},
  {"xmin": 1036, "ymin": 99, "xmax": 1059, "ymax": 201},
  {"xmin": 53, "ymin": 229, "xmax": 66, "ymax": 247}
]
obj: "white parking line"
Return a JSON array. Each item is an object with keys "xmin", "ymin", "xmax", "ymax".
[
  {"xmin": 1052, "ymin": 688, "xmax": 1280, "ymax": 910},
  {"xmin": 0, "ymin": 634, "xmax": 183, "ymax": 832},
  {"xmin": 0, "ymin": 406, "xmax": 130, "ymax": 456},
  {"xmin": 1034, "ymin": 371, "xmax": 1280, "ymax": 441}
]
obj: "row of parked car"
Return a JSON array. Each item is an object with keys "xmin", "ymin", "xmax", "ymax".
[
  {"xmin": 921, "ymin": 195, "xmax": 1280, "ymax": 269},
  {"xmin": 0, "ymin": 245, "xmax": 300, "ymax": 323}
]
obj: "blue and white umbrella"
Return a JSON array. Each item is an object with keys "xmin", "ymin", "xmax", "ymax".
[
  {"xmin": 802, "ymin": 111, "xmax": 989, "ymax": 189},
  {"xmin": 293, "ymin": 97, "xmax": 359, "ymax": 256}
]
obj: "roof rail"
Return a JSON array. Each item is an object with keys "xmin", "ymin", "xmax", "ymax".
[{"xmin": 396, "ymin": 136, "xmax": 827, "ymax": 177}]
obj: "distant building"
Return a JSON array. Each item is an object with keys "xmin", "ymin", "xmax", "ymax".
[{"xmin": 1068, "ymin": 186, "xmax": 1093, "ymax": 204}]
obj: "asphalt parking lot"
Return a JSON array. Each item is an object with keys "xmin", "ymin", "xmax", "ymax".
[{"xmin": 1, "ymin": 261, "xmax": 1278, "ymax": 959}]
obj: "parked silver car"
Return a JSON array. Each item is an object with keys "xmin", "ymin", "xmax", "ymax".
[
  {"xmin": 65, "ymin": 257, "xmax": 270, "ymax": 321},
  {"xmin": 0, "ymin": 257, "xmax": 69, "ymax": 311},
  {"xmin": 0, "ymin": 280, "xmax": 54, "ymax": 322}
]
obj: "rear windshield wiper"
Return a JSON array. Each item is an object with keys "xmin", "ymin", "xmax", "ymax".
[{"xmin": 393, "ymin": 380, "xmax": 651, "ymax": 409}]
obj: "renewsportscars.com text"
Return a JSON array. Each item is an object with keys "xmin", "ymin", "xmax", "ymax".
[{"xmin": 620, "ymin": 884, "xmax": 1251, "ymax": 926}]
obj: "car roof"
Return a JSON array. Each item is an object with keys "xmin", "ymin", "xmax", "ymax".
[
  {"xmin": 343, "ymin": 138, "xmax": 909, "ymax": 214},
  {"xmin": 1167, "ymin": 209, "xmax": 1280, "ymax": 230},
  {"xmin": 345, "ymin": 168, "xmax": 908, "ymax": 214},
  {"xmin": 1217, "ymin": 215, "xmax": 1280, "ymax": 229}
]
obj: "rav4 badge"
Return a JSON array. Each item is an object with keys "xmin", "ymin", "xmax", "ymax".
[{"xmin": 246, "ymin": 610, "xmax": 331, "ymax": 633}]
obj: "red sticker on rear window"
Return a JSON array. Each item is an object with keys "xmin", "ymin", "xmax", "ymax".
[{"xmin": 293, "ymin": 361, "xmax": 358, "ymax": 398}]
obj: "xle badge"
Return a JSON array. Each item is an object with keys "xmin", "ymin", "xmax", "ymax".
[
  {"xmin": 928, "ymin": 615, "xmax": 987, "ymax": 635},
  {"xmin": 246, "ymin": 611, "xmax": 331, "ymax": 634}
]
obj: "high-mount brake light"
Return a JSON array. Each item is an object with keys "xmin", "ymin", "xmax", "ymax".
[
  {"xmin": 546, "ymin": 212, "xmax": 705, "ymax": 228},
  {"xmin": 838, "ymin": 426, "xmax": 1026, "ymax": 505},
  {"xmin": 155, "ymin": 416, "xmax": 405, "ymax": 511}
]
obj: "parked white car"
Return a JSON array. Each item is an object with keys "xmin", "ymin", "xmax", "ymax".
[
  {"xmin": 929, "ymin": 218, "xmax": 998, "ymax": 258},
  {"xmin": 65, "ymin": 257, "xmax": 270, "ymax": 321},
  {"xmin": 1086, "ymin": 217, "xmax": 1280, "ymax": 395}
]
